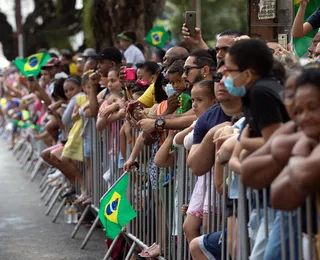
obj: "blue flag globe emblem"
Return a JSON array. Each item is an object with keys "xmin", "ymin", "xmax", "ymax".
[
  {"xmin": 106, "ymin": 198, "xmax": 119, "ymax": 215},
  {"xmin": 152, "ymin": 33, "xmax": 160, "ymax": 42},
  {"xmin": 29, "ymin": 57, "xmax": 39, "ymax": 68}
]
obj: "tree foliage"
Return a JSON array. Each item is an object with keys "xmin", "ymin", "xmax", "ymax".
[
  {"xmin": 88, "ymin": 0, "xmax": 165, "ymax": 51},
  {"xmin": 158, "ymin": 0, "xmax": 248, "ymax": 47},
  {"xmin": 0, "ymin": 0, "xmax": 248, "ymax": 60}
]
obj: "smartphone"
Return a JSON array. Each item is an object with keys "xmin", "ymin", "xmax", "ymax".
[
  {"xmin": 185, "ymin": 11, "xmax": 197, "ymax": 36},
  {"xmin": 27, "ymin": 75, "xmax": 35, "ymax": 82},
  {"xmin": 124, "ymin": 68, "xmax": 136, "ymax": 81},
  {"xmin": 278, "ymin": 34, "xmax": 288, "ymax": 50}
]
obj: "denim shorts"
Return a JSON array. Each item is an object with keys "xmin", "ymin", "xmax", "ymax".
[{"xmin": 199, "ymin": 231, "xmax": 225, "ymax": 260}]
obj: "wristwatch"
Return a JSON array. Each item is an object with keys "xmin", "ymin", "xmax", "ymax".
[{"xmin": 155, "ymin": 117, "xmax": 166, "ymax": 132}]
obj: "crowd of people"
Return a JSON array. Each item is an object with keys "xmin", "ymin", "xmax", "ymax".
[{"xmin": 1, "ymin": 2, "xmax": 320, "ymax": 259}]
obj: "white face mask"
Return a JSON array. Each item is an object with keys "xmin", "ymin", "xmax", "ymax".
[{"xmin": 165, "ymin": 83, "xmax": 177, "ymax": 96}]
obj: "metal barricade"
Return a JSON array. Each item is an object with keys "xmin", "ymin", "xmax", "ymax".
[{"xmin": 9, "ymin": 112, "xmax": 319, "ymax": 260}]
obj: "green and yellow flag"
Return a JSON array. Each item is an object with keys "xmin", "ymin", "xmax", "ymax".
[
  {"xmin": 13, "ymin": 52, "xmax": 51, "ymax": 77},
  {"xmin": 98, "ymin": 173, "xmax": 137, "ymax": 239},
  {"xmin": 145, "ymin": 26, "xmax": 171, "ymax": 49},
  {"xmin": 293, "ymin": 0, "xmax": 320, "ymax": 57}
]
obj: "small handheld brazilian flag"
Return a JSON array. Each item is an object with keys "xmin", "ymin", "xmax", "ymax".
[
  {"xmin": 98, "ymin": 173, "xmax": 137, "ymax": 239},
  {"xmin": 145, "ymin": 26, "xmax": 171, "ymax": 49},
  {"xmin": 13, "ymin": 52, "xmax": 51, "ymax": 77},
  {"xmin": 293, "ymin": 0, "xmax": 320, "ymax": 57}
]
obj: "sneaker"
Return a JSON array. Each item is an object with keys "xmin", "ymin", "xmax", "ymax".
[{"xmin": 48, "ymin": 170, "xmax": 62, "ymax": 180}]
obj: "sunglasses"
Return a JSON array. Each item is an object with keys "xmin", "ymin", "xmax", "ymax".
[
  {"xmin": 213, "ymin": 72, "xmax": 223, "ymax": 82},
  {"xmin": 183, "ymin": 65, "xmax": 204, "ymax": 76}
]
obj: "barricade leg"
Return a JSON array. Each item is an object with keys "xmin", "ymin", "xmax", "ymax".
[
  {"xmin": 13, "ymin": 137, "xmax": 25, "ymax": 156},
  {"xmin": 45, "ymin": 189, "xmax": 62, "ymax": 216},
  {"xmin": 44, "ymin": 186, "xmax": 58, "ymax": 206},
  {"xmin": 25, "ymin": 156, "xmax": 35, "ymax": 173},
  {"xmin": 18, "ymin": 145, "xmax": 28, "ymax": 165},
  {"xmin": 124, "ymin": 242, "xmax": 137, "ymax": 260},
  {"xmin": 40, "ymin": 181, "xmax": 49, "ymax": 193},
  {"xmin": 102, "ymin": 234, "xmax": 121, "ymax": 260},
  {"xmin": 80, "ymin": 214, "xmax": 100, "ymax": 249},
  {"xmin": 30, "ymin": 158, "xmax": 43, "ymax": 181},
  {"xmin": 71, "ymin": 204, "xmax": 91, "ymax": 238},
  {"xmin": 52, "ymin": 197, "xmax": 67, "ymax": 223},
  {"xmin": 41, "ymin": 185, "xmax": 51, "ymax": 200},
  {"xmin": 20, "ymin": 148, "xmax": 32, "ymax": 169},
  {"xmin": 39, "ymin": 167, "xmax": 53, "ymax": 189}
]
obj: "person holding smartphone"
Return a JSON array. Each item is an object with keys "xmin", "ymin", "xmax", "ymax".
[{"xmin": 292, "ymin": 0, "xmax": 320, "ymax": 38}]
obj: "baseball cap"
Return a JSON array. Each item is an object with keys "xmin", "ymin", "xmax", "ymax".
[
  {"xmin": 93, "ymin": 47, "xmax": 122, "ymax": 63},
  {"xmin": 117, "ymin": 31, "xmax": 137, "ymax": 43},
  {"xmin": 82, "ymin": 48, "xmax": 96, "ymax": 58},
  {"xmin": 41, "ymin": 58, "xmax": 61, "ymax": 69}
]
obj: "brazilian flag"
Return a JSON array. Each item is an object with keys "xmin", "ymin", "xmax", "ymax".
[
  {"xmin": 13, "ymin": 52, "xmax": 51, "ymax": 77},
  {"xmin": 98, "ymin": 173, "xmax": 137, "ymax": 239},
  {"xmin": 145, "ymin": 26, "xmax": 171, "ymax": 49},
  {"xmin": 293, "ymin": 0, "xmax": 320, "ymax": 57}
]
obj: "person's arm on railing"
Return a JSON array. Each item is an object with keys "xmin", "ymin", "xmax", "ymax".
[
  {"xmin": 187, "ymin": 122, "xmax": 231, "ymax": 176},
  {"xmin": 71, "ymin": 104, "xmax": 80, "ymax": 122},
  {"xmin": 239, "ymin": 125, "xmax": 265, "ymax": 152},
  {"xmin": 123, "ymin": 132, "xmax": 145, "ymax": 171},
  {"xmin": 215, "ymin": 135, "xmax": 238, "ymax": 194},
  {"xmin": 174, "ymin": 124, "xmax": 194, "ymax": 146},
  {"xmin": 62, "ymin": 97, "xmax": 76, "ymax": 125},
  {"xmin": 88, "ymin": 72, "xmax": 101, "ymax": 117},
  {"xmin": 240, "ymin": 121, "xmax": 299, "ymax": 189},
  {"xmin": 154, "ymin": 131, "xmax": 176, "ymax": 168},
  {"xmin": 292, "ymin": 0, "xmax": 314, "ymax": 38},
  {"xmin": 271, "ymin": 136, "xmax": 319, "ymax": 210},
  {"xmin": 138, "ymin": 115, "xmax": 197, "ymax": 134}
]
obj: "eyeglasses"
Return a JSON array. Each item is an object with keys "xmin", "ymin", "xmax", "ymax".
[
  {"xmin": 183, "ymin": 65, "xmax": 204, "ymax": 75},
  {"xmin": 215, "ymin": 46, "xmax": 230, "ymax": 53},
  {"xmin": 213, "ymin": 72, "xmax": 223, "ymax": 82}
]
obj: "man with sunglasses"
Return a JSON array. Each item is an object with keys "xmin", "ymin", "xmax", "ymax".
[{"xmin": 182, "ymin": 49, "xmax": 217, "ymax": 91}]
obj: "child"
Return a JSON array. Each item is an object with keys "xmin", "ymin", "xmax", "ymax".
[
  {"xmin": 49, "ymin": 76, "xmax": 85, "ymax": 197},
  {"xmin": 96, "ymin": 69, "xmax": 125, "ymax": 132},
  {"xmin": 154, "ymin": 80, "xmax": 218, "ymax": 245}
]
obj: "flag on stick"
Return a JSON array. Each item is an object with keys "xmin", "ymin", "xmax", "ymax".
[{"xmin": 98, "ymin": 173, "xmax": 137, "ymax": 239}]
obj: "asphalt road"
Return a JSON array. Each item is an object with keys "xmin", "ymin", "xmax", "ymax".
[{"xmin": 0, "ymin": 141, "xmax": 106, "ymax": 260}]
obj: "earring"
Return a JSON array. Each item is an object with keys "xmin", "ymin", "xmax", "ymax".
[{"xmin": 204, "ymin": 74, "xmax": 206, "ymax": 78}]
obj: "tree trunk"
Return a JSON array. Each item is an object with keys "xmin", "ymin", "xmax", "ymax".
[{"xmin": 92, "ymin": 0, "xmax": 165, "ymax": 51}]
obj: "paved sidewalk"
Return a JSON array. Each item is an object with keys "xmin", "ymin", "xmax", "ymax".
[{"xmin": 0, "ymin": 141, "xmax": 106, "ymax": 260}]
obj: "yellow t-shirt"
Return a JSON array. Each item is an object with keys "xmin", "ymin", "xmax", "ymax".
[
  {"xmin": 62, "ymin": 95, "xmax": 88, "ymax": 161},
  {"xmin": 138, "ymin": 83, "xmax": 156, "ymax": 108}
]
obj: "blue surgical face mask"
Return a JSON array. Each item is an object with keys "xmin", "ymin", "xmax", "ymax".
[
  {"xmin": 224, "ymin": 75, "xmax": 246, "ymax": 97},
  {"xmin": 165, "ymin": 83, "xmax": 177, "ymax": 96}
]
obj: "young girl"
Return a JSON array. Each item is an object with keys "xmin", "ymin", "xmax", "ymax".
[
  {"xmin": 71, "ymin": 71, "xmax": 93, "ymax": 204},
  {"xmin": 49, "ymin": 76, "xmax": 86, "ymax": 197},
  {"xmin": 154, "ymin": 80, "xmax": 218, "ymax": 245},
  {"xmin": 96, "ymin": 69, "xmax": 124, "ymax": 132}
]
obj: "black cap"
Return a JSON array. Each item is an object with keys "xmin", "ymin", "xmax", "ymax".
[{"xmin": 93, "ymin": 47, "xmax": 122, "ymax": 63}]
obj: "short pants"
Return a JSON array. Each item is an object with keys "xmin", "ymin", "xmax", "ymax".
[{"xmin": 199, "ymin": 230, "xmax": 226, "ymax": 260}]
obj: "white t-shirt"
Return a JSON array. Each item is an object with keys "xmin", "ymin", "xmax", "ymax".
[{"xmin": 124, "ymin": 44, "xmax": 145, "ymax": 68}]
